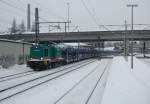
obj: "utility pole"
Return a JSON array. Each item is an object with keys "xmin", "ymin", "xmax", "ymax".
[
  {"xmin": 124, "ymin": 20, "xmax": 128, "ymax": 60},
  {"xmin": 35, "ymin": 8, "xmax": 39, "ymax": 43},
  {"xmin": 77, "ymin": 30, "xmax": 80, "ymax": 61},
  {"xmin": 34, "ymin": 8, "xmax": 70, "ymax": 43},
  {"xmin": 27, "ymin": 4, "xmax": 31, "ymax": 31},
  {"xmin": 143, "ymin": 41, "xmax": 146, "ymax": 57},
  {"xmin": 65, "ymin": 22, "xmax": 67, "ymax": 33},
  {"xmin": 98, "ymin": 36, "xmax": 101, "ymax": 60},
  {"xmin": 127, "ymin": 4, "xmax": 138, "ymax": 69},
  {"xmin": 78, "ymin": 39, "xmax": 80, "ymax": 61},
  {"xmin": 67, "ymin": 2, "xmax": 70, "ymax": 32}
]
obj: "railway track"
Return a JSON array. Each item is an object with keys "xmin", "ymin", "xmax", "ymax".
[
  {"xmin": 0, "ymin": 59, "xmax": 96, "ymax": 102},
  {"xmin": 54, "ymin": 59, "xmax": 111, "ymax": 104},
  {"xmin": 84, "ymin": 60, "xmax": 111, "ymax": 104},
  {"xmin": 0, "ymin": 71, "xmax": 35, "ymax": 83},
  {"xmin": 0, "ymin": 59, "xmax": 93, "ymax": 83},
  {"xmin": 0, "ymin": 59, "xmax": 92, "ymax": 84},
  {"xmin": 0, "ymin": 70, "xmax": 33, "ymax": 81}
]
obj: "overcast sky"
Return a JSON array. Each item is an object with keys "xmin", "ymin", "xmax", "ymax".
[{"xmin": 0, "ymin": 0, "xmax": 150, "ymax": 32}]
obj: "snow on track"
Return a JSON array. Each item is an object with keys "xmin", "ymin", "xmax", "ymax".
[
  {"xmin": 55, "ymin": 59, "xmax": 111, "ymax": 104},
  {"xmin": 0, "ymin": 71, "xmax": 35, "ymax": 83},
  {"xmin": 0, "ymin": 59, "xmax": 110, "ymax": 104},
  {"xmin": 87, "ymin": 60, "xmax": 112, "ymax": 104},
  {"xmin": 0, "ymin": 59, "xmax": 95, "ymax": 103},
  {"xmin": 0, "ymin": 59, "xmax": 95, "ymax": 102},
  {"xmin": 0, "ymin": 59, "xmax": 93, "ymax": 91}
]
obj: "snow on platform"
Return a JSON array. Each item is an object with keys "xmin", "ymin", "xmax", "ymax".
[{"xmin": 101, "ymin": 57, "xmax": 150, "ymax": 104}]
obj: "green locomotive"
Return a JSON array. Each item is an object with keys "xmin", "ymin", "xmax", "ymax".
[{"xmin": 27, "ymin": 41, "xmax": 64, "ymax": 71}]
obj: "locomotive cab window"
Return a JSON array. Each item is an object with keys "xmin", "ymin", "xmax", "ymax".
[{"xmin": 44, "ymin": 49, "xmax": 48, "ymax": 57}]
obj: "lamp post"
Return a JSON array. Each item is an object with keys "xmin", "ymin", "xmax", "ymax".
[{"xmin": 126, "ymin": 4, "xmax": 138, "ymax": 69}]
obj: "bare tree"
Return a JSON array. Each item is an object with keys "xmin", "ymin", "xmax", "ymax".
[
  {"xmin": 18, "ymin": 20, "xmax": 26, "ymax": 33},
  {"xmin": 31, "ymin": 22, "xmax": 35, "ymax": 32},
  {"xmin": 11, "ymin": 18, "xmax": 17, "ymax": 34}
]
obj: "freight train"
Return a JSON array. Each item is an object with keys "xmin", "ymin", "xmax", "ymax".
[{"xmin": 27, "ymin": 41, "xmax": 98, "ymax": 71}]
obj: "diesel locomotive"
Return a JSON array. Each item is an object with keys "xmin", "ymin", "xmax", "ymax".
[{"xmin": 27, "ymin": 41, "xmax": 97, "ymax": 71}]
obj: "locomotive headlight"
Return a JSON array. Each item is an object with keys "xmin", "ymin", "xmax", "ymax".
[{"xmin": 41, "ymin": 57, "xmax": 43, "ymax": 60}]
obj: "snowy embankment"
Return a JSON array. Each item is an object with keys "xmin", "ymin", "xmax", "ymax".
[
  {"xmin": 101, "ymin": 57, "xmax": 150, "ymax": 104},
  {"xmin": 0, "ymin": 64, "xmax": 32, "ymax": 78}
]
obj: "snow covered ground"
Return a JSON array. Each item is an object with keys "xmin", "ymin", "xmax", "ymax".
[
  {"xmin": 0, "ymin": 64, "xmax": 32, "ymax": 78},
  {"xmin": 0, "ymin": 59, "xmax": 111, "ymax": 104},
  {"xmin": 101, "ymin": 56, "xmax": 150, "ymax": 104},
  {"xmin": 1, "ymin": 57, "xmax": 150, "ymax": 104}
]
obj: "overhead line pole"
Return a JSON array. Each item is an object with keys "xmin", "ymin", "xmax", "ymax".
[
  {"xmin": 124, "ymin": 20, "xmax": 128, "ymax": 61},
  {"xmin": 67, "ymin": 2, "xmax": 70, "ymax": 32},
  {"xmin": 35, "ymin": 8, "xmax": 39, "ymax": 43},
  {"xmin": 27, "ymin": 4, "xmax": 31, "ymax": 31},
  {"xmin": 127, "ymin": 4, "xmax": 138, "ymax": 69}
]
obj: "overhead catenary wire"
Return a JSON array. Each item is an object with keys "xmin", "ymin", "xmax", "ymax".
[
  {"xmin": 80, "ymin": 0, "xmax": 99, "ymax": 28},
  {"xmin": 29, "ymin": 0, "xmax": 66, "ymax": 21},
  {"xmin": 87, "ymin": 0, "xmax": 99, "ymax": 23},
  {"xmin": 99, "ymin": 24, "xmax": 150, "ymax": 30},
  {"xmin": 87, "ymin": 0, "xmax": 111, "ymax": 31},
  {"xmin": 0, "ymin": 0, "xmax": 74, "ymax": 32},
  {"xmin": 80, "ymin": 0, "xmax": 110, "ymax": 31},
  {"xmin": 0, "ymin": 0, "xmax": 26, "ymax": 13},
  {"xmin": 27, "ymin": 0, "xmax": 67, "ymax": 31},
  {"xmin": 0, "ymin": 0, "xmax": 50, "ymax": 32},
  {"xmin": 0, "ymin": 0, "xmax": 28, "ymax": 26},
  {"xmin": 0, "ymin": 0, "xmax": 27, "ymax": 20},
  {"xmin": 0, "ymin": 0, "xmax": 48, "ymax": 21}
]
